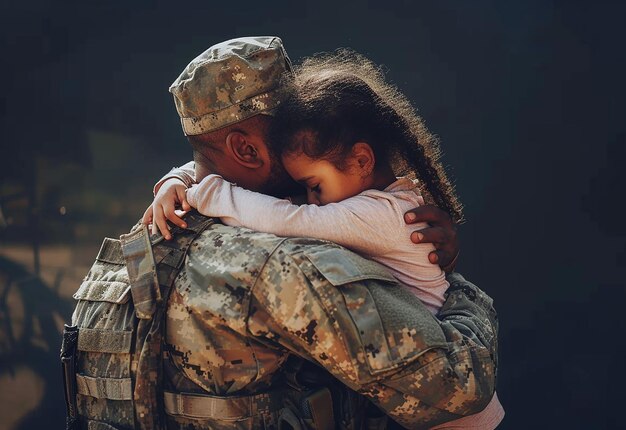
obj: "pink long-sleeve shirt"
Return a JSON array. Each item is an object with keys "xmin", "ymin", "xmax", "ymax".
[
  {"xmin": 187, "ymin": 174, "xmax": 449, "ymax": 314},
  {"xmin": 177, "ymin": 169, "xmax": 504, "ymax": 429}
]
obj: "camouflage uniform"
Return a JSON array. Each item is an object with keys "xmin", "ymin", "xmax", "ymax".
[{"xmin": 161, "ymin": 220, "xmax": 498, "ymax": 429}]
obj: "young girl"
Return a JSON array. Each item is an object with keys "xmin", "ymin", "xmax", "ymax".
[{"xmin": 152, "ymin": 51, "xmax": 503, "ymax": 428}]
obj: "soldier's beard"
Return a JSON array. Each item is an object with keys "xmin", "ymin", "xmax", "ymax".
[{"xmin": 261, "ymin": 152, "xmax": 302, "ymax": 199}]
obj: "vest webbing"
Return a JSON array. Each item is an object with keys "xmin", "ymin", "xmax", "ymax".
[
  {"xmin": 120, "ymin": 211, "xmax": 214, "ymax": 430},
  {"xmin": 162, "ymin": 390, "xmax": 289, "ymax": 420},
  {"xmin": 61, "ymin": 212, "xmax": 214, "ymax": 430}
]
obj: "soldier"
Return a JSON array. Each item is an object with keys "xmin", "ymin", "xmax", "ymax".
[{"xmin": 65, "ymin": 36, "xmax": 498, "ymax": 430}]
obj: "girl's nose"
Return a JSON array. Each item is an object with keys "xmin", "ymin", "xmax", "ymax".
[{"xmin": 307, "ymin": 191, "xmax": 319, "ymax": 205}]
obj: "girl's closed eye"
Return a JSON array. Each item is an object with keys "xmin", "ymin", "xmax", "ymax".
[{"xmin": 310, "ymin": 184, "xmax": 321, "ymax": 193}]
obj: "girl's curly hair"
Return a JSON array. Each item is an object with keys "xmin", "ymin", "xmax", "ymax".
[{"xmin": 270, "ymin": 49, "xmax": 464, "ymax": 223}]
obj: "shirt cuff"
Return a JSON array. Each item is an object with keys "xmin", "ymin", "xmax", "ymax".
[{"xmin": 153, "ymin": 167, "xmax": 195, "ymax": 196}]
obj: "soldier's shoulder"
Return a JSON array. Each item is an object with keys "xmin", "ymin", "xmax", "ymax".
[
  {"xmin": 191, "ymin": 223, "xmax": 287, "ymax": 257},
  {"xmin": 189, "ymin": 226, "xmax": 350, "ymax": 267},
  {"xmin": 262, "ymin": 237, "xmax": 397, "ymax": 286},
  {"xmin": 174, "ymin": 224, "xmax": 288, "ymax": 291}
]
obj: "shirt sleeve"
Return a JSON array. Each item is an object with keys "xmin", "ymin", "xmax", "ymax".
[
  {"xmin": 248, "ymin": 243, "xmax": 498, "ymax": 429},
  {"xmin": 186, "ymin": 174, "xmax": 405, "ymax": 256},
  {"xmin": 153, "ymin": 161, "xmax": 196, "ymax": 196}
]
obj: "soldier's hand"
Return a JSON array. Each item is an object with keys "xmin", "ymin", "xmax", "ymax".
[
  {"xmin": 141, "ymin": 178, "xmax": 191, "ymax": 240},
  {"xmin": 404, "ymin": 205, "xmax": 459, "ymax": 273}
]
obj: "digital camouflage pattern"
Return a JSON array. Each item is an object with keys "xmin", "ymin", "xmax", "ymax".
[
  {"xmin": 169, "ymin": 36, "xmax": 292, "ymax": 136},
  {"xmin": 70, "ymin": 235, "xmax": 138, "ymax": 430},
  {"xmin": 66, "ymin": 213, "xmax": 498, "ymax": 429},
  {"xmin": 68, "ymin": 214, "xmax": 214, "ymax": 430},
  {"xmin": 164, "ymin": 221, "xmax": 498, "ymax": 429}
]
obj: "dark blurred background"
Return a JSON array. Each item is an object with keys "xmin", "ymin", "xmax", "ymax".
[{"xmin": 1, "ymin": 0, "xmax": 624, "ymax": 428}]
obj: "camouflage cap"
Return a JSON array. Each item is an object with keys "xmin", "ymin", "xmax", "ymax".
[{"xmin": 169, "ymin": 36, "xmax": 292, "ymax": 136}]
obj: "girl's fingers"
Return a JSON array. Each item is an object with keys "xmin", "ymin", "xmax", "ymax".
[
  {"xmin": 181, "ymin": 198, "xmax": 192, "ymax": 212},
  {"xmin": 177, "ymin": 188, "xmax": 191, "ymax": 221},
  {"xmin": 149, "ymin": 185, "xmax": 190, "ymax": 239},
  {"xmin": 154, "ymin": 206, "xmax": 172, "ymax": 240},
  {"xmin": 151, "ymin": 215, "xmax": 158, "ymax": 236},
  {"xmin": 142, "ymin": 205, "xmax": 154, "ymax": 225},
  {"xmin": 163, "ymin": 203, "xmax": 187, "ymax": 229}
]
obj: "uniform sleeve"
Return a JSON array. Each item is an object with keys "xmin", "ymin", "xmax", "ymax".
[
  {"xmin": 186, "ymin": 174, "xmax": 401, "ymax": 255},
  {"xmin": 153, "ymin": 161, "xmax": 196, "ymax": 195},
  {"xmin": 247, "ymin": 243, "xmax": 497, "ymax": 429}
]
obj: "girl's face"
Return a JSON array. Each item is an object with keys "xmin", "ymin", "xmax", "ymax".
[{"xmin": 282, "ymin": 152, "xmax": 368, "ymax": 205}]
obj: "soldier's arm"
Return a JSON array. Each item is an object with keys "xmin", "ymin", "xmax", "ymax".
[
  {"xmin": 365, "ymin": 273, "xmax": 498, "ymax": 428},
  {"xmin": 247, "ymin": 241, "xmax": 497, "ymax": 429}
]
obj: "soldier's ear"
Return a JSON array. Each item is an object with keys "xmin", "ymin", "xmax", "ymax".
[{"xmin": 225, "ymin": 131, "xmax": 263, "ymax": 169}]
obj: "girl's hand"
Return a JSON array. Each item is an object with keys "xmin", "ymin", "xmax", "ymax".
[
  {"xmin": 404, "ymin": 205, "xmax": 459, "ymax": 273},
  {"xmin": 142, "ymin": 178, "xmax": 191, "ymax": 240}
]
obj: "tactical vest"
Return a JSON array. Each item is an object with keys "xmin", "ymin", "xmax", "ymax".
[
  {"xmin": 61, "ymin": 212, "xmax": 387, "ymax": 430},
  {"xmin": 61, "ymin": 212, "xmax": 213, "ymax": 430}
]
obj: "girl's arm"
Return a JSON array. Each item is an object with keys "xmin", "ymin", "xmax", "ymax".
[
  {"xmin": 143, "ymin": 161, "xmax": 196, "ymax": 238},
  {"xmin": 186, "ymin": 175, "xmax": 404, "ymax": 256},
  {"xmin": 153, "ymin": 161, "xmax": 196, "ymax": 195}
]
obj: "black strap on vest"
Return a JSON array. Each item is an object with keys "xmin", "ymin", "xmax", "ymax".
[
  {"xmin": 60, "ymin": 324, "xmax": 79, "ymax": 430},
  {"xmin": 120, "ymin": 211, "xmax": 214, "ymax": 430}
]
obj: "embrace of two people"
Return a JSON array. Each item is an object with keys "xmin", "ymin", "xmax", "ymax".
[{"xmin": 66, "ymin": 36, "xmax": 503, "ymax": 430}]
